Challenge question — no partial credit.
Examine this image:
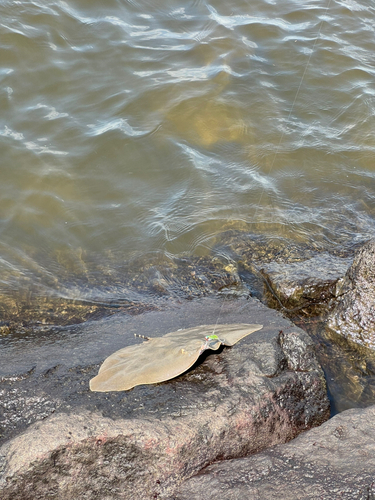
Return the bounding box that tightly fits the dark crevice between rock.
[254,241,375,415]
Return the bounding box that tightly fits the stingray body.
[90,323,263,392]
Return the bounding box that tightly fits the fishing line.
[212,285,233,335]
[213,0,333,331]
[257,0,333,210]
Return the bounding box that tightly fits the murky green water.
[0,0,375,309]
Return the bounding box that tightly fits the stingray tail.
[134,333,151,341]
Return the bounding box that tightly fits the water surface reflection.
[0,0,374,326]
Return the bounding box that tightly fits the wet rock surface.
[212,230,357,317]
[0,297,329,500]
[328,240,375,350]
[0,232,357,336]
[171,404,375,500]
[0,253,243,334]
[259,253,352,316]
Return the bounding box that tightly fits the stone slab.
[172,404,375,500]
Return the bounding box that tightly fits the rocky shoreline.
[1,238,374,499]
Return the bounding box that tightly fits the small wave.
[86,119,155,138]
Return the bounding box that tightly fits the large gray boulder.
[328,240,375,350]
[172,404,375,500]
[0,297,329,500]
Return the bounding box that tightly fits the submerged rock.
[328,240,375,350]
[259,253,352,317]
[0,297,329,500]
[172,404,375,500]
[309,324,375,414]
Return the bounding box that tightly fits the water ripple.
[0,0,374,305]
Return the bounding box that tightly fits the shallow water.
[0,0,375,308]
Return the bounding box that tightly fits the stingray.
[90,323,263,392]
